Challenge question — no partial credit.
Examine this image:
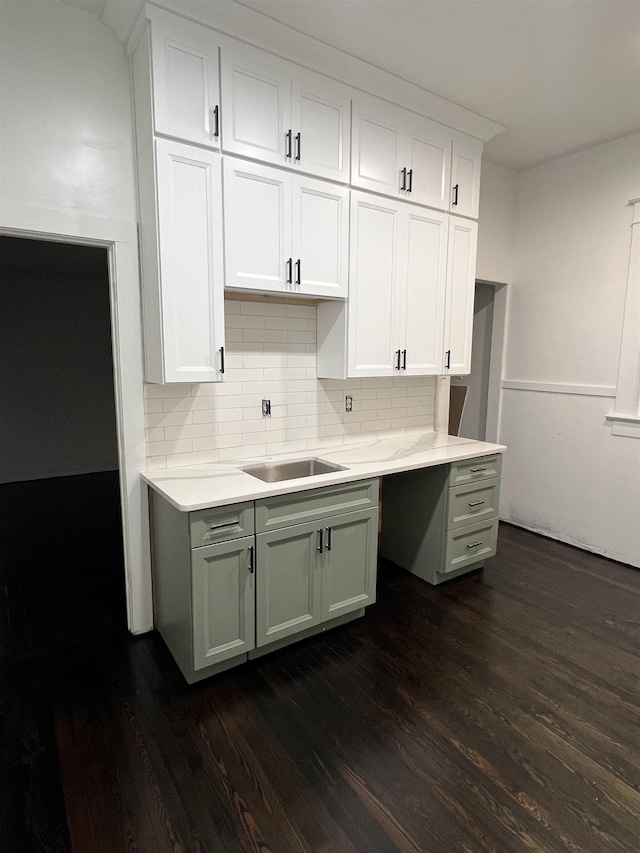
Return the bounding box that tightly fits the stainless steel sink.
[242,457,347,483]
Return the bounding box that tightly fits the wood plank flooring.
[3,523,640,852]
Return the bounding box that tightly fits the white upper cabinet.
[316,192,448,379]
[221,41,351,182]
[132,7,222,153]
[223,158,348,298]
[352,93,481,217]
[139,139,225,383]
[450,133,483,219]
[444,216,478,375]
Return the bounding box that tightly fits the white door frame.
[0,221,153,635]
[476,279,508,444]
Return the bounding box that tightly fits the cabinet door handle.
[400,167,407,191]
[286,129,292,159]
[466,541,483,549]
[286,257,293,285]
[220,346,225,374]
[295,132,301,161]
[248,546,254,573]
[295,259,301,286]
[325,527,332,551]
[452,183,459,206]
[211,105,219,138]
[395,349,401,370]
[470,466,487,473]
[317,529,324,554]
[407,169,413,192]
[445,349,451,369]
[402,349,407,370]
[468,501,485,508]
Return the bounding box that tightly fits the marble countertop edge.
[142,432,507,512]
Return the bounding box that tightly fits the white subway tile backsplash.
[144,300,436,468]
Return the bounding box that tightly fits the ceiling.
[61,0,640,172]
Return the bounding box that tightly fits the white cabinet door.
[145,139,225,383]
[406,114,452,212]
[292,70,351,183]
[220,41,292,166]
[450,133,482,219]
[401,208,449,375]
[444,216,478,375]
[147,9,221,149]
[223,159,291,293]
[347,193,401,377]
[292,176,349,299]
[351,95,406,197]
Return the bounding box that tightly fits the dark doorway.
[0,236,127,660]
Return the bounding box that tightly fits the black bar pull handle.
[248,546,254,573]
[326,527,332,551]
[452,183,459,206]
[286,257,293,285]
[395,349,401,370]
[295,132,301,161]
[407,169,413,192]
[220,346,225,374]
[400,167,407,191]
[286,129,292,158]
[317,529,324,554]
[213,104,219,137]
[295,259,301,286]
[445,349,451,370]
[402,349,407,370]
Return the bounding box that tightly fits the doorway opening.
[450,279,507,441]
[0,236,127,660]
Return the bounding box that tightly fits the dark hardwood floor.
[2,521,640,852]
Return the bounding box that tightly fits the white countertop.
[142,432,506,512]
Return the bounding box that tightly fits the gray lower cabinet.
[256,506,378,648]
[151,479,379,683]
[191,536,255,670]
[380,454,502,585]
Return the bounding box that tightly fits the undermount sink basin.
[242,457,347,483]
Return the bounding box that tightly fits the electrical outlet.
[345,395,353,413]
[262,399,271,417]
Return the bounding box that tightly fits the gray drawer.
[440,518,498,575]
[190,502,254,548]
[256,479,379,533]
[448,454,502,487]
[447,477,500,530]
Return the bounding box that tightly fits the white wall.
[0,0,151,632]
[499,133,640,567]
[476,160,516,284]
[0,0,137,228]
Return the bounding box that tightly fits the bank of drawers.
[440,454,502,575]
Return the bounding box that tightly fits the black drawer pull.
[209,520,239,531]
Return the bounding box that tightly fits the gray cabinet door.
[322,508,379,620]
[256,521,323,647]
[191,536,255,670]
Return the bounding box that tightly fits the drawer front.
[441,518,498,575]
[256,479,379,533]
[190,502,254,547]
[447,477,500,530]
[448,454,502,487]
